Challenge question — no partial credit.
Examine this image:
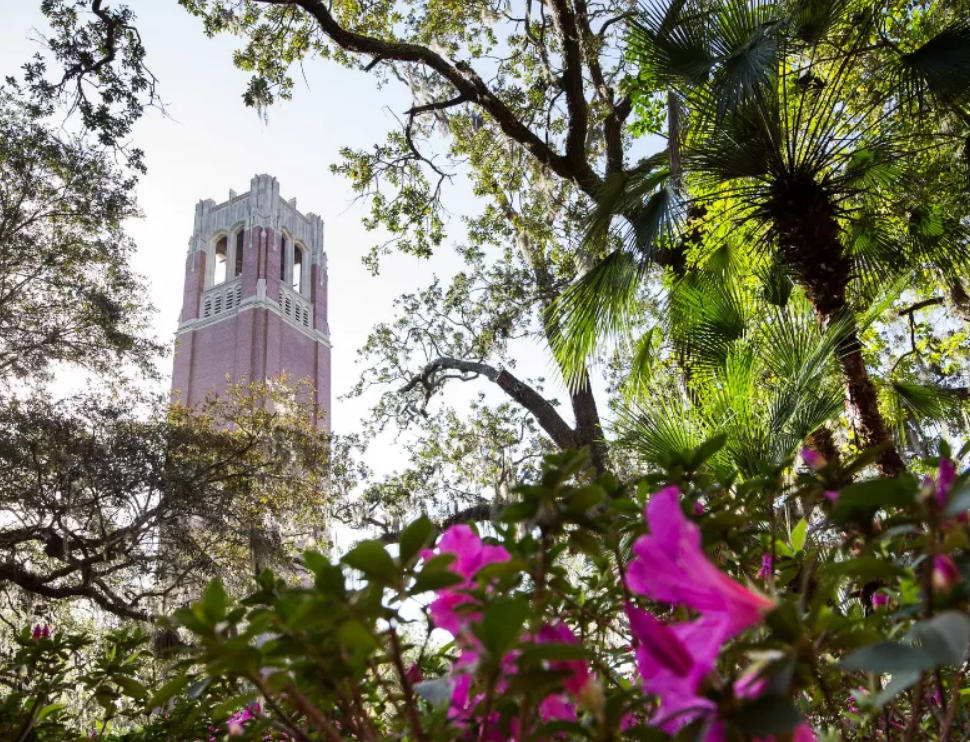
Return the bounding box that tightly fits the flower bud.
[932,554,960,593]
[405,663,423,685]
[872,593,889,609]
[824,490,840,502]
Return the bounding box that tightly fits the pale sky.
[0,3,496,423]
[0,0,572,538]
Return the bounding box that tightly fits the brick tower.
[171,174,331,429]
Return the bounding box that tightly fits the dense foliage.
[5,442,970,740]
[4,1,970,741]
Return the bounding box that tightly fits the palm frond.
[891,380,963,422]
[628,0,717,87]
[614,381,708,469]
[890,20,970,114]
[548,249,644,390]
[550,169,682,387]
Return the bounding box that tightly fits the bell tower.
[171,174,331,429]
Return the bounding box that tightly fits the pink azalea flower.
[758,554,773,580]
[627,486,773,638]
[538,694,577,722]
[424,525,510,636]
[932,554,960,593]
[535,622,592,696]
[447,649,509,741]
[936,458,956,508]
[227,719,245,736]
[872,593,889,609]
[626,604,725,723]
[426,525,511,582]
[405,662,423,685]
[800,448,825,470]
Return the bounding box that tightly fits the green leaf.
[410,569,464,595]
[146,675,191,711]
[201,579,229,623]
[477,598,529,656]
[691,434,727,467]
[840,642,935,674]
[501,501,539,523]
[564,484,606,512]
[836,478,917,512]
[342,540,397,583]
[34,702,66,724]
[874,670,921,708]
[113,675,148,699]
[907,611,970,667]
[790,518,807,553]
[399,516,434,565]
[765,601,801,642]
[734,695,804,737]
[335,620,378,654]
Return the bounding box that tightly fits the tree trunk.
[835,336,905,476]
[948,277,970,325]
[770,174,904,477]
[804,426,840,468]
[570,371,611,474]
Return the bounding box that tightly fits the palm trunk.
[835,334,905,476]
[771,174,904,477]
[947,277,970,325]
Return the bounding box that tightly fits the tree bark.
[771,175,904,477]
[804,426,841,468]
[401,358,578,454]
[948,277,970,325]
[569,372,611,474]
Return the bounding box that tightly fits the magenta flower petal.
[801,448,825,470]
[437,525,510,580]
[626,605,725,705]
[758,554,773,580]
[932,554,960,593]
[424,526,511,636]
[627,487,773,637]
[538,694,576,722]
[428,590,476,636]
[937,458,956,507]
[536,622,592,696]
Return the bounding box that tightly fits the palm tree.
[614,247,851,478]
[553,0,970,475]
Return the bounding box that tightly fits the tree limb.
[400,357,577,451]
[258,0,597,188]
[0,560,151,622]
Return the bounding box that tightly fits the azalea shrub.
[5,438,970,741]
